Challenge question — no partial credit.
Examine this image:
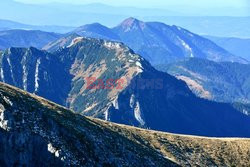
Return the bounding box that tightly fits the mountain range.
[44,17,248,65]
[112,18,247,64]
[31,18,250,111]
[1,37,250,137]
[72,23,120,41]
[0,18,247,66]
[0,1,249,37]
[1,1,250,166]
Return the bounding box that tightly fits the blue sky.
[14,0,248,9]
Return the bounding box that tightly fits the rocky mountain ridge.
[0,82,177,166]
[1,81,250,166]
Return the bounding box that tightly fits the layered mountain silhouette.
[44,17,248,65]
[157,58,250,104]
[0,1,249,37]
[1,37,250,137]
[205,35,250,61]
[1,18,247,65]
[72,23,120,41]
[0,29,61,50]
[0,19,75,33]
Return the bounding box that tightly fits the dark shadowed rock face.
[0,129,64,166]
[107,66,250,137]
[0,47,71,105]
[0,82,178,167]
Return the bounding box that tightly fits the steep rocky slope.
[0,47,70,105]
[1,38,250,137]
[0,82,177,166]
[53,38,250,137]
[0,82,250,166]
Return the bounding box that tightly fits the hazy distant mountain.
[112,18,248,64]
[157,58,250,105]
[48,2,182,17]
[0,1,181,27]
[205,35,250,61]
[0,19,28,31]
[0,1,129,27]
[0,19,75,33]
[143,16,250,38]
[73,23,120,40]
[0,1,249,37]
[1,37,250,137]
[0,29,62,49]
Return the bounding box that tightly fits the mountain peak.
[122,17,140,23]
[119,17,146,31]
[73,23,120,41]
[77,22,105,30]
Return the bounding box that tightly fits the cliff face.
[0,126,65,166]
[0,47,71,105]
